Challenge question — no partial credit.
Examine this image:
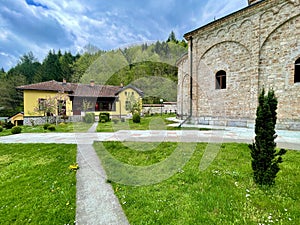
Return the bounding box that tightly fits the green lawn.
[0,144,77,224]
[94,142,300,225]
[0,128,12,136]
[0,122,92,136]
[96,114,205,132]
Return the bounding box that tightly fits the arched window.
[295,58,300,83]
[216,70,226,89]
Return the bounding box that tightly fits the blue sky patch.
[25,0,48,9]
[0,0,247,70]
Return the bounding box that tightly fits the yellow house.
[17,80,143,125]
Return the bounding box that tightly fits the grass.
[0,143,77,224]
[94,142,300,225]
[0,128,12,136]
[96,114,207,132]
[0,122,92,136]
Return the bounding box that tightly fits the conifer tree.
[249,89,286,185]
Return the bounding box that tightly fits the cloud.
[0,0,247,70]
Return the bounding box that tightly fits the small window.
[216,70,226,89]
[294,58,300,83]
[38,98,46,111]
[57,100,66,115]
[125,100,131,111]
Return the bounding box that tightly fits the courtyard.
[0,119,299,224]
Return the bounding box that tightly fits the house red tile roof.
[16,80,143,98]
[16,80,75,92]
[70,84,121,97]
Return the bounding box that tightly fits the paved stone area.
[1,127,300,150]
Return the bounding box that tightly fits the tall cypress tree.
[249,88,286,185]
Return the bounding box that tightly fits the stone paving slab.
[0,128,300,150]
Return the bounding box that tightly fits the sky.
[0,0,248,71]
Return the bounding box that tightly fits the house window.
[57,100,66,115]
[294,58,300,83]
[216,70,226,89]
[38,98,46,111]
[125,100,131,111]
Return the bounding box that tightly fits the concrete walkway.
[76,122,129,225]
[76,143,129,225]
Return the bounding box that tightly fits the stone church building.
[177,0,300,130]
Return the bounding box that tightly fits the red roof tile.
[71,84,121,97]
[16,80,123,97]
[16,80,75,92]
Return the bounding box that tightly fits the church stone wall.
[176,53,190,119]
[177,0,300,129]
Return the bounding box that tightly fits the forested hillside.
[108,61,178,102]
[0,32,187,116]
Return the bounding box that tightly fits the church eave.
[184,0,266,40]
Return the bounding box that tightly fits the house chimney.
[248,0,262,5]
[120,83,123,87]
[62,78,67,85]
[90,80,95,87]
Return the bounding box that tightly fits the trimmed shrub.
[83,113,95,123]
[11,126,22,134]
[132,113,141,123]
[99,113,110,122]
[47,125,56,131]
[4,121,14,129]
[0,126,3,132]
[43,123,51,130]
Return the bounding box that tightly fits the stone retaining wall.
[24,115,82,126]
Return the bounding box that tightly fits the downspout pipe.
[179,36,193,127]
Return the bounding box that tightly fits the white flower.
[284,208,288,212]
[246,194,251,198]
[246,189,250,193]
[288,218,292,221]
